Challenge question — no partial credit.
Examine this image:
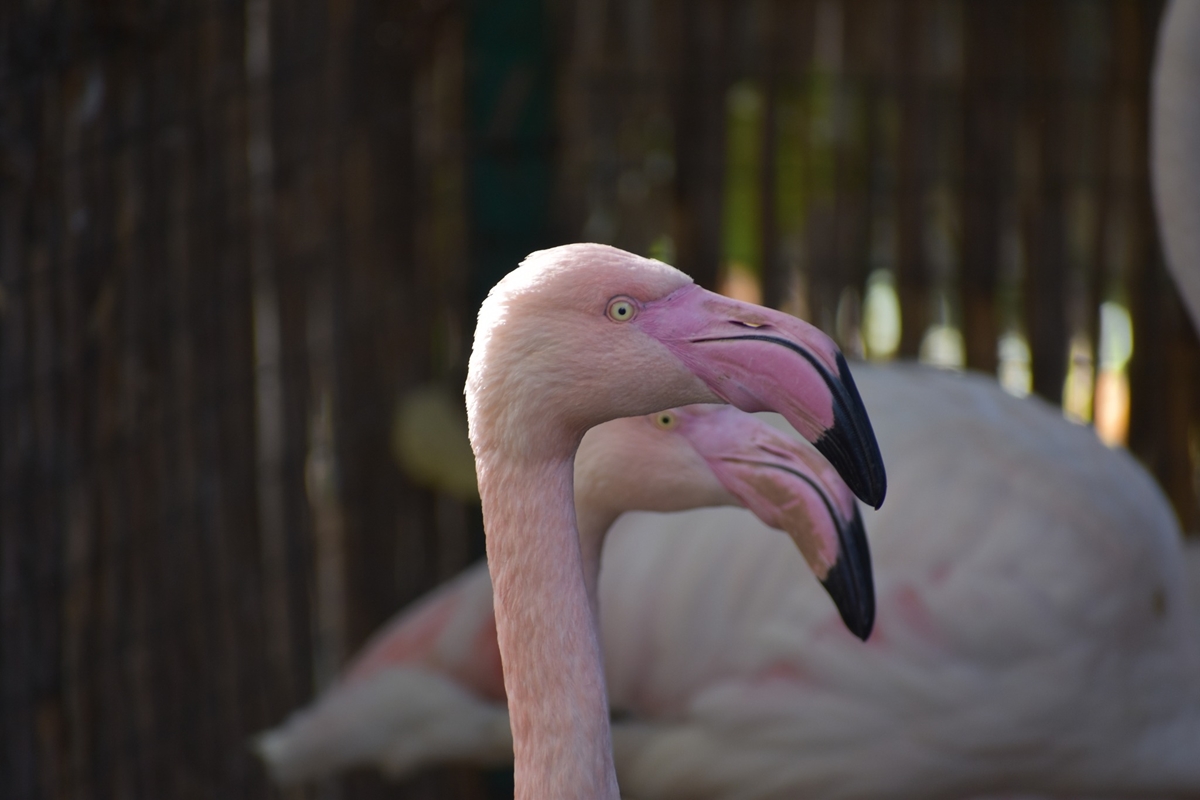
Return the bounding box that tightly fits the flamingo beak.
[635,284,887,509]
[677,406,875,640]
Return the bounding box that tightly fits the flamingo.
[255,403,868,783]
[455,243,885,799]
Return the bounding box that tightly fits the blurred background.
[2,0,1198,798]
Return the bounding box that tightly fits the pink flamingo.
[459,243,883,799]
[256,403,867,783]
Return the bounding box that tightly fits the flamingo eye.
[606,298,636,322]
[653,411,678,430]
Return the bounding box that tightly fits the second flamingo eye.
[653,411,677,430]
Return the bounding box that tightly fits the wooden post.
[671,0,728,290]
[1021,0,1068,404]
[960,0,1016,375]
[895,0,933,358]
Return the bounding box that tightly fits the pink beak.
[635,284,887,509]
[674,405,874,640]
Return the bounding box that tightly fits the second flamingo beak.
[634,283,886,509]
[675,406,875,640]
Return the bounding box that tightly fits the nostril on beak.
[757,444,794,461]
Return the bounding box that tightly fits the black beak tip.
[815,354,887,509]
[819,506,876,641]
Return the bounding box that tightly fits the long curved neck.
[478,452,619,800]
[575,505,621,622]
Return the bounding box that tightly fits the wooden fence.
[1,1,1196,799]
[553,0,1200,535]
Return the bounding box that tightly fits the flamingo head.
[467,243,886,508]
[578,405,874,639]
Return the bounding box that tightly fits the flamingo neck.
[575,506,621,622]
[479,452,619,800]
